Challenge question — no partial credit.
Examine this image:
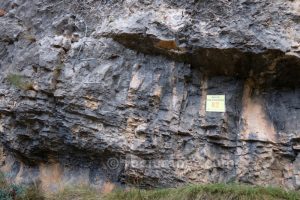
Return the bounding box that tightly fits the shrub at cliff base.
[0,173,44,200]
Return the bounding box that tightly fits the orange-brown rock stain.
[154,40,186,53]
[0,9,6,17]
[155,40,178,50]
[101,181,116,194]
[240,79,277,142]
[39,162,64,192]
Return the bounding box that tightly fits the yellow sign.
[206,95,226,112]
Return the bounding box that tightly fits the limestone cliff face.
[0,0,300,191]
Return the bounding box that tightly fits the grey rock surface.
[0,0,299,191]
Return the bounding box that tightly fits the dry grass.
[46,185,101,200]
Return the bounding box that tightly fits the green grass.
[46,185,101,200]
[0,170,299,200]
[104,184,300,200]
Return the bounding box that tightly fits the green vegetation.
[46,185,101,200]
[7,73,34,90]
[0,171,299,200]
[23,34,37,43]
[46,183,300,200]
[0,173,43,200]
[105,184,300,200]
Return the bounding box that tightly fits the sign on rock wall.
[206,95,226,112]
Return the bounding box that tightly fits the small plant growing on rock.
[54,63,64,75]
[23,33,37,43]
[51,63,64,90]
[7,73,34,90]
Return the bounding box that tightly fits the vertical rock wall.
[0,0,299,191]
